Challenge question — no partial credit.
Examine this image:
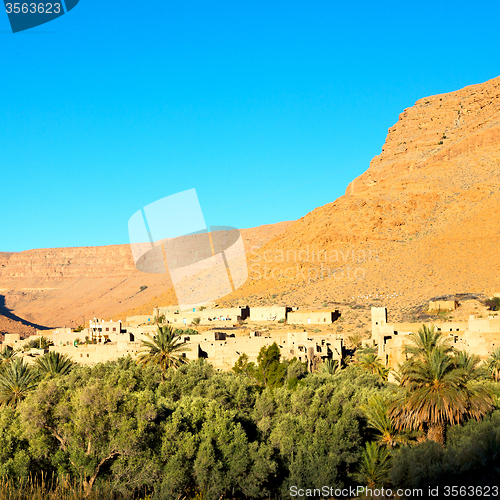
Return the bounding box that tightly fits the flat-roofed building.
[287,310,341,325]
[428,300,458,312]
[249,306,290,322]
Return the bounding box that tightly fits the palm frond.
[0,358,39,407]
[137,325,189,379]
[35,351,75,377]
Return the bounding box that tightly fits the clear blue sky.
[1,0,499,252]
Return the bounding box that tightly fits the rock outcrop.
[2,76,500,332]
[220,76,500,310]
[0,222,292,330]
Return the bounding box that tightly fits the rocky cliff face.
[348,77,500,196]
[0,246,138,280]
[220,76,500,312]
[0,222,292,330]
[2,77,500,333]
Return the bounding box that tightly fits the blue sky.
[1,0,499,252]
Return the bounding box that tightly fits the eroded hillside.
[0,222,293,331]
[2,76,500,334]
[219,76,500,313]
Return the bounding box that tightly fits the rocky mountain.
[0,222,293,331]
[2,76,500,334]
[219,75,500,312]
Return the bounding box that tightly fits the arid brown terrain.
[0,222,293,334]
[223,76,500,306]
[2,76,500,336]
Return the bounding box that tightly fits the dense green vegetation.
[0,325,499,499]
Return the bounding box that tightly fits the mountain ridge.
[2,76,500,334]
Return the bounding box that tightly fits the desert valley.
[2,76,500,499]
[2,75,500,343]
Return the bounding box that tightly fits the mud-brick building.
[428,300,459,312]
[249,306,291,322]
[287,310,341,325]
[370,307,500,368]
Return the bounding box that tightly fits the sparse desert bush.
[23,336,53,350]
[348,333,362,348]
[485,297,500,311]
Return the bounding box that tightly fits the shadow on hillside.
[0,295,52,331]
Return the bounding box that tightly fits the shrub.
[174,328,199,336]
[24,337,53,350]
[485,297,500,311]
[390,411,500,488]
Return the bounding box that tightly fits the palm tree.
[397,325,453,386]
[352,442,391,490]
[35,351,75,377]
[486,347,500,382]
[362,395,408,449]
[453,350,487,380]
[404,324,453,359]
[137,325,189,380]
[0,358,39,407]
[358,352,389,380]
[390,348,494,444]
[318,358,342,375]
[0,346,16,364]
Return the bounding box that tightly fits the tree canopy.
[0,334,497,498]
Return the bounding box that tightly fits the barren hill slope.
[0,222,293,331]
[220,76,500,311]
[2,76,500,334]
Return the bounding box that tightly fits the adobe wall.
[382,333,413,367]
[287,311,339,325]
[428,300,458,312]
[372,309,500,368]
[190,332,343,370]
[1,322,344,372]
[125,315,155,325]
[51,328,86,346]
[3,333,21,346]
[469,317,500,333]
[250,306,288,321]
[47,342,143,365]
[163,308,244,326]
